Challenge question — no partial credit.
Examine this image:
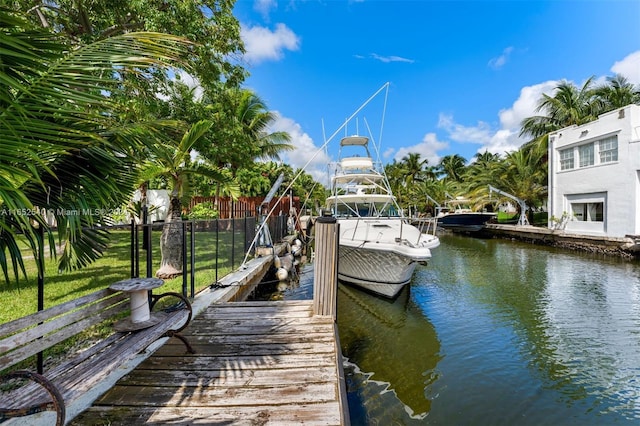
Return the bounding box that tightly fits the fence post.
[145,223,152,278]
[190,221,195,298]
[130,220,135,278]
[313,216,339,319]
[215,218,219,284]
[182,221,187,297]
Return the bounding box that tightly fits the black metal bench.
[0,286,194,426]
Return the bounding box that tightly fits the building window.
[559,148,574,170]
[599,135,618,163]
[571,202,603,222]
[578,143,594,167]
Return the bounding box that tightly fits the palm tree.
[463,151,503,207]
[399,153,428,186]
[594,74,640,111]
[228,88,294,164]
[492,148,547,223]
[0,11,190,281]
[141,120,239,279]
[438,154,467,182]
[520,77,599,141]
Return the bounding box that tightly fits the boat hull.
[332,217,436,298]
[338,244,420,298]
[437,212,496,233]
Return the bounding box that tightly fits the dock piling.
[313,216,339,319]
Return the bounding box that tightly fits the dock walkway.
[71,300,348,425]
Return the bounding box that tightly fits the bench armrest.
[150,292,193,333]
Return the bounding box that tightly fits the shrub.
[188,202,219,220]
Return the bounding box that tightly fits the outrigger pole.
[240,82,392,267]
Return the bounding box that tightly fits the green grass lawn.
[496,211,548,226]
[0,226,247,325]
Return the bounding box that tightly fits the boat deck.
[71,300,348,425]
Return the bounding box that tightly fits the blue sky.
[231,0,640,183]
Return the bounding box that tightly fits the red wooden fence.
[189,196,300,219]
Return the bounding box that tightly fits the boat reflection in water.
[337,283,442,420]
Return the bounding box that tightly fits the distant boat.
[326,135,440,298]
[436,197,496,233]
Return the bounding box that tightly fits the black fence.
[128,215,289,298]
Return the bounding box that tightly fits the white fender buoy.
[291,239,303,257]
[276,267,288,281]
[280,253,294,271]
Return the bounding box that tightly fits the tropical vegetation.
[0,2,295,283]
[1,1,639,287]
[386,75,640,222]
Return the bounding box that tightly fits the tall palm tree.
[520,77,599,140]
[141,120,239,279]
[438,154,467,182]
[229,88,294,164]
[399,153,428,186]
[492,148,547,223]
[200,88,293,211]
[463,151,503,206]
[594,74,640,111]
[0,11,190,281]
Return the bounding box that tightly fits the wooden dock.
[70,300,349,425]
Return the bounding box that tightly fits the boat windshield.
[334,201,399,218]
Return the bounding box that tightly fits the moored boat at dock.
[327,134,439,298]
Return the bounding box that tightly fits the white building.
[548,104,640,238]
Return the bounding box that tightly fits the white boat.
[326,135,440,298]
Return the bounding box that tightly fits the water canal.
[266,233,640,425]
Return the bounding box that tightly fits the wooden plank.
[117,366,338,387]
[0,301,129,370]
[73,403,343,425]
[154,340,336,357]
[69,299,346,425]
[136,354,338,372]
[0,310,191,410]
[223,300,314,307]
[0,292,126,351]
[201,306,315,319]
[0,289,120,337]
[182,320,337,335]
[97,382,338,406]
[172,333,335,346]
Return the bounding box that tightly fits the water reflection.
[539,255,640,417]
[268,234,640,424]
[411,234,640,425]
[337,284,442,420]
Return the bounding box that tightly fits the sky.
[231,0,640,184]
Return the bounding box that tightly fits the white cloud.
[369,53,415,64]
[157,69,204,101]
[253,0,277,20]
[174,70,203,100]
[241,23,300,65]
[382,147,395,160]
[488,46,514,70]
[438,113,493,145]
[270,113,331,185]
[497,80,556,130]
[437,80,559,158]
[611,50,640,85]
[394,133,448,166]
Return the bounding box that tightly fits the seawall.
[483,224,640,259]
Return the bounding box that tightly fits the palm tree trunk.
[156,196,183,279]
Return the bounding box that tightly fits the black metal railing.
[129,215,289,298]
